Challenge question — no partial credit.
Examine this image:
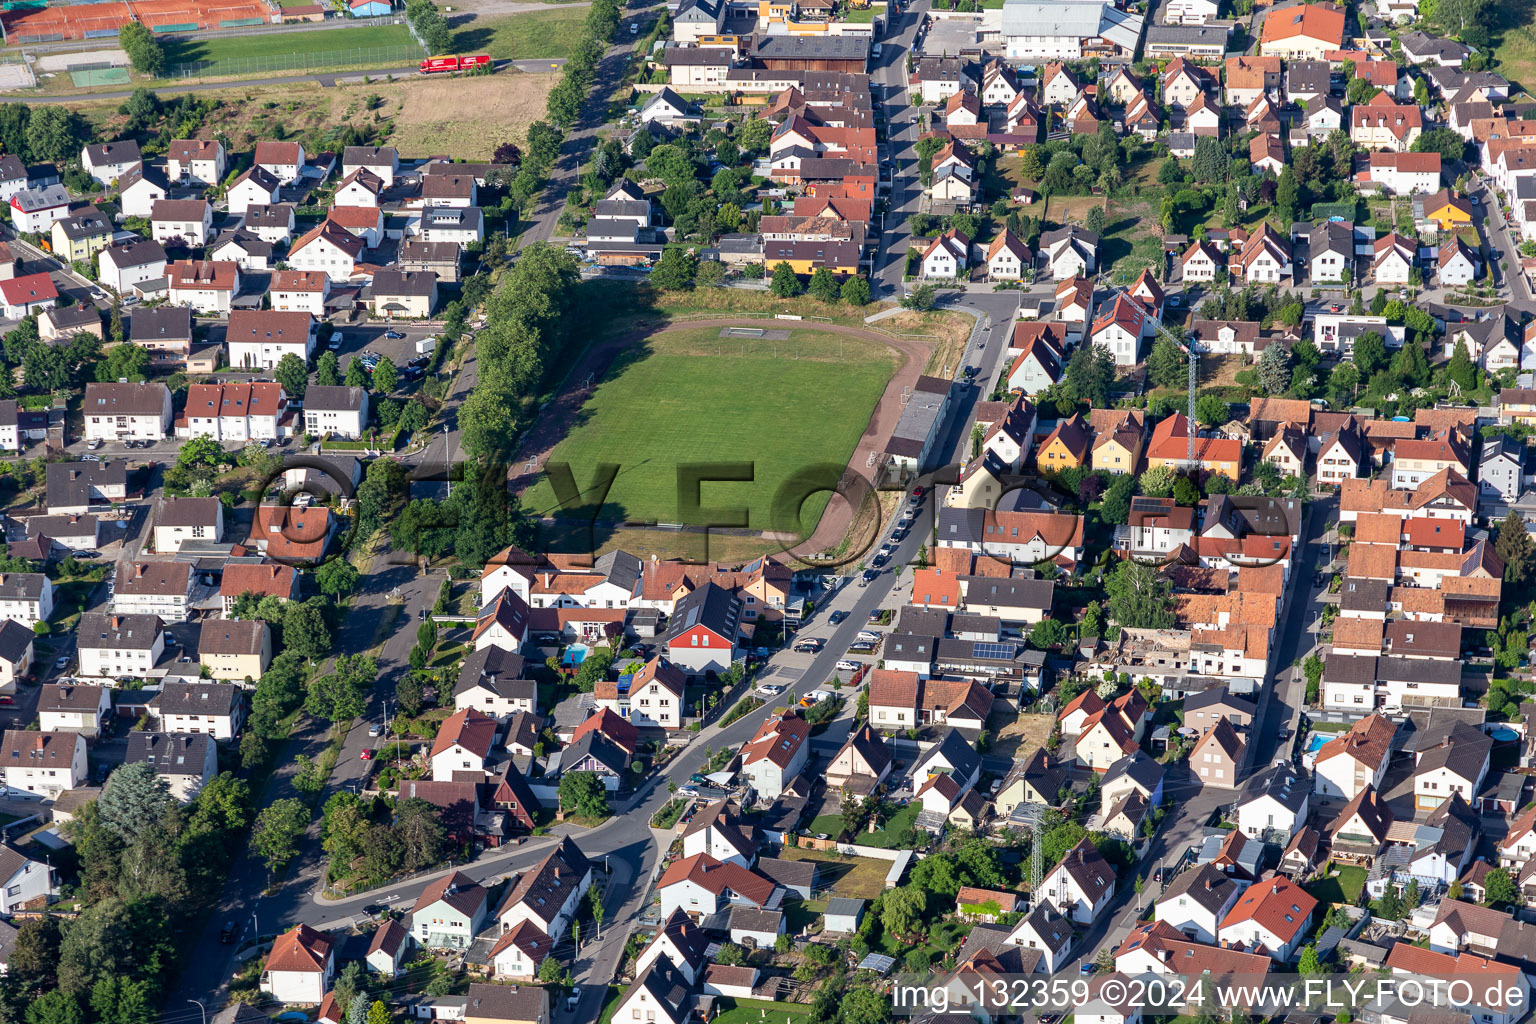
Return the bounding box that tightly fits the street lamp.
[187,1001,206,1024]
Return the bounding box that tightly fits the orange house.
[1036,413,1092,471]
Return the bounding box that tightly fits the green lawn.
[1305,866,1366,905]
[807,814,846,838]
[161,24,418,74]
[858,801,919,848]
[452,8,591,59]
[783,898,825,933]
[1495,0,1536,94]
[776,847,889,898]
[712,1000,811,1024]
[519,328,896,533]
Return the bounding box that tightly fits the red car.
[360,749,374,761]
[0,696,14,705]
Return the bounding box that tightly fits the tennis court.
[69,65,129,86]
[2,0,272,43]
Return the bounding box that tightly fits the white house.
[493,838,592,943]
[428,708,498,783]
[82,382,172,442]
[150,199,213,247]
[75,612,164,682]
[342,145,399,187]
[0,844,54,914]
[1217,876,1318,961]
[9,186,69,235]
[98,238,167,295]
[1154,863,1245,944]
[167,260,240,314]
[302,385,370,439]
[288,221,364,282]
[254,140,305,185]
[0,273,57,321]
[739,710,810,800]
[227,166,282,215]
[0,574,51,627]
[410,871,488,950]
[987,230,1030,281]
[226,310,314,372]
[269,270,330,316]
[0,730,86,798]
[150,683,243,741]
[1313,713,1394,801]
[921,229,970,279]
[153,496,224,553]
[81,140,142,186]
[167,139,226,184]
[37,682,113,736]
[1235,763,1310,839]
[1041,838,1114,924]
[260,924,334,1006]
[123,731,217,802]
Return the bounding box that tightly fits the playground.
[1,0,272,44]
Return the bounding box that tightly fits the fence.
[165,40,423,77]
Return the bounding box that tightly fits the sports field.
[519,328,896,534]
[161,23,417,70]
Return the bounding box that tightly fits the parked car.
[360,749,374,761]
[755,683,785,696]
[829,610,848,624]
[383,330,405,339]
[220,921,239,944]
[87,439,104,450]
[368,723,382,737]
[835,660,860,672]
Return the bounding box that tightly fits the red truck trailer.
[419,54,492,73]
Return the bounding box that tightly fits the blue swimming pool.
[1305,733,1329,753]
[1491,726,1520,741]
[562,644,590,666]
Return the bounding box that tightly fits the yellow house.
[51,209,112,263]
[758,0,794,18]
[198,618,272,682]
[1501,387,1536,426]
[1421,188,1473,233]
[1089,410,1145,475]
[1036,413,1092,471]
[764,242,860,277]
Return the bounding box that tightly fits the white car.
[756,683,785,696]
[856,630,880,642]
[836,659,860,671]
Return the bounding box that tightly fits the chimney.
[111,616,120,628]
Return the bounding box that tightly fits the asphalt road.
[518,4,654,245]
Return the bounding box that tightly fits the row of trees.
[457,243,581,461]
[9,765,255,1024]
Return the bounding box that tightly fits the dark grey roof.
[897,605,949,636]
[1146,23,1227,44]
[47,459,127,508]
[210,230,273,260]
[151,683,239,717]
[243,204,294,229]
[1339,577,1390,613]
[956,575,1054,610]
[1416,721,1492,783]
[79,612,163,650]
[949,612,999,636]
[125,731,213,775]
[625,959,692,1021]
[399,239,460,264]
[1051,837,1114,903]
[594,549,642,594]
[563,729,629,776]
[884,634,937,662]
[1101,749,1164,794]
[371,269,438,297]
[0,620,31,664]
[665,47,731,66]
[304,385,368,412]
[663,581,741,643]
[1021,901,1073,951]
[0,573,48,602]
[1159,861,1242,915]
[921,728,981,782]
[1183,686,1256,716]
[128,305,191,344]
[1239,762,1309,813]
[85,140,142,166]
[727,904,784,935]
[83,382,169,417]
[1286,60,1332,93]
[751,34,868,60]
[464,983,548,1023]
[38,683,107,712]
[754,856,816,889]
[1376,655,1460,686]
[456,646,533,699]
[26,514,96,540]
[824,897,865,918]
[342,145,398,166]
[157,496,221,528]
[55,209,110,241]
[43,304,102,332]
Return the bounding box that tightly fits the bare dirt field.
[384,72,557,157]
[991,709,1053,765]
[73,73,555,161]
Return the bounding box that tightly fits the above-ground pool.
[1491,726,1520,741]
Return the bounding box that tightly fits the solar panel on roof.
[972,642,1015,660]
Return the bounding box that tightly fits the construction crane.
[1109,284,1198,465]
